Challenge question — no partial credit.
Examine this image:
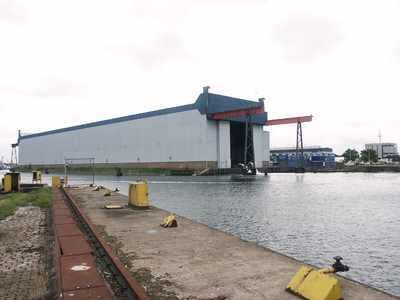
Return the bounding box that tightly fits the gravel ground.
[0,205,57,300]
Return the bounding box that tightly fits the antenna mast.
[378,129,382,144]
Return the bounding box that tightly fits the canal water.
[7,170,400,297]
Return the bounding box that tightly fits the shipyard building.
[365,143,398,159]
[270,146,336,167]
[18,88,270,169]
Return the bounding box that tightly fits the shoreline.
[10,164,400,176]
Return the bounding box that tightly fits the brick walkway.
[0,206,46,300]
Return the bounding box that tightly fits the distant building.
[365,143,398,159]
[270,146,336,167]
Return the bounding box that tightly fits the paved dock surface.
[0,206,49,300]
[68,186,399,300]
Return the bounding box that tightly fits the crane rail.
[52,186,150,300]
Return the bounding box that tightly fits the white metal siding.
[19,109,270,167]
[253,125,270,167]
[217,121,231,168]
[19,109,218,165]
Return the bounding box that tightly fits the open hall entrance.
[230,122,246,167]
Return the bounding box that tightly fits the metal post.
[244,112,255,167]
[204,86,210,168]
[244,115,248,166]
[64,157,95,185]
[65,159,67,178]
[204,86,210,117]
[93,159,95,185]
[295,121,304,170]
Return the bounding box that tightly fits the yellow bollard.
[285,266,343,300]
[285,257,349,300]
[160,215,178,227]
[103,190,112,196]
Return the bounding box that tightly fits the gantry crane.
[204,87,313,173]
[265,115,313,171]
[11,143,18,167]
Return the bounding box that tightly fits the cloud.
[2,78,88,98]
[0,1,28,24]
[119,32,192,69]
[273,14,342,63]
[394,39,400,63]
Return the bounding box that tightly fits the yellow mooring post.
[285,256,350,300]
[160,215,178,227]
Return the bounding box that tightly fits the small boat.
[0,159,10,170]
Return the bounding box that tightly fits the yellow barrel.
[128,179,149,209]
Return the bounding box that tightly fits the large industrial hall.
[17,88,270,170]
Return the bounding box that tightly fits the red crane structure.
[11,143,18,167]
[265,115,313,170]
[207,98,265,173]
[206,90,313,173]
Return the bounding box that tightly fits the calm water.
[6,170,400,297]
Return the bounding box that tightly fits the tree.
[388,153,400,163]
[342,149,359,163]
[360,149,379,163]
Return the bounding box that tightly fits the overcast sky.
[1,0,400,163]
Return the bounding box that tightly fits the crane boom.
[264,115,312,126]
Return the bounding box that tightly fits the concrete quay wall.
[66,186,399,300]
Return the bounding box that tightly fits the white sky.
[1,0,400,163]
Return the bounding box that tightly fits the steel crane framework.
[11,143,18,167]
[265,116,313,171]
[209,102,313,171]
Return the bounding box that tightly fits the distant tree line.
[387,154,400,163]
[342,148,400,164]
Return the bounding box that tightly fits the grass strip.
[0,188,52,221]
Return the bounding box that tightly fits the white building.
[365,143,398,159]
[18,89,270,169]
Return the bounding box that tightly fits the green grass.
[14,166,173,175]
[0,188,52,221]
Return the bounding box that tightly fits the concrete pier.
[67,186,399,300]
